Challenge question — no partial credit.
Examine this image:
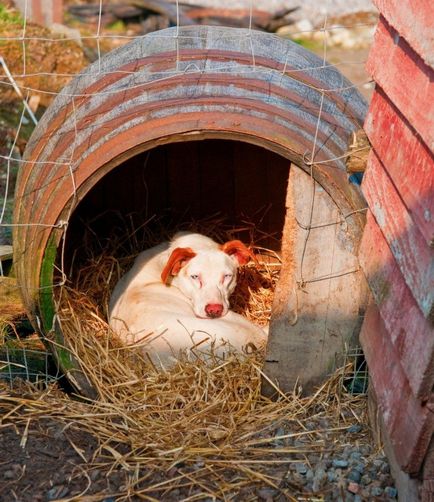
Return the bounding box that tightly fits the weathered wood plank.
[359,211,434,398]
[0,245,13,262]
[364,87,434,247]
[373,0,434,69]
[263,165,368,396]
[368,386,422,501]
[198,140,235,220]
[422,435,434,501]
[233,142,288,250]
[360,302,434,473]
[366,16,434,150]
[0,245,13,276]
[166,142,202,219]
[362,151,434,321]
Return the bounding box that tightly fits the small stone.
[347,482,360,494]
[297,19,314,32]
[272,427,285,446]
[312,467,326,492]
[306,469,314,481]
[295,463,308,475]
[3,470,15,480]
[51,23,82,46]
[361,474,372,486]
[258,487,277,501]
[47,486,69,500]
[353,462,365,474]
[332,488,341,500]
[90,469,101,481]
[348,424,362,434]
[194,457,205,469]
[360,488,371,499]
[292,472,308,486]
[347,470,362,483]
[327,470,337,482]
[368,466,378,477]
[349,451,362,462]
[381,463,391,474]
[276,19,314,37]
[384,486,398,498]
[371,486,383,496]
[58,487,69,499]
[333,459,349,468]
[168,467,178,477]
[274,427,285,437]
[323,458,332,468]
[380,473,391,484]
[309,454,320,464]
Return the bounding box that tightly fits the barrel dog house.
[13,26,368,396]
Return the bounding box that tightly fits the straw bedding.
[0,217,373,500]
[0,347,368,501]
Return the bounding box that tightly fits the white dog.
[109,233,267,366]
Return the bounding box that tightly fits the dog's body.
[109,233,267,366]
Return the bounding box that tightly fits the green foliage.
[292,37,323,52]
[0,4,24,26]
[107,19,126,32]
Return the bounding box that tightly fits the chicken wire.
[0,0,374,390]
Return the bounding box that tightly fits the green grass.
[0,4,23,26]
[107,19,126,32]
[291,37,323,53]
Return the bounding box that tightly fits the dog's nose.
[205,303,224,318]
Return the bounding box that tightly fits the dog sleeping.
[109,232,267,366]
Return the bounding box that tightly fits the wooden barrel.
[13,26,368,395]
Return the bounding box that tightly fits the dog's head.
[161,240,257,319]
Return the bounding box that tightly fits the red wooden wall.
[358,0,434,497]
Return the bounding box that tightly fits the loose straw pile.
[1,308,368,501]
[0,216,370,500]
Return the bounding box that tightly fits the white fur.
[109,233,267,366]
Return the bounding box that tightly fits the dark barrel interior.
[61,139,291,275]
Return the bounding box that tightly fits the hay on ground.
[0,215,371,500]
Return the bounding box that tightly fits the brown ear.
[161,247,196,284]
[220,240,258,266]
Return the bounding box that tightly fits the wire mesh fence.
[0,344,61,388]
[0,0,375,391]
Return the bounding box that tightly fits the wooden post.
[14,0,63,26]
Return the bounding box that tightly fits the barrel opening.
[60,138,291,316]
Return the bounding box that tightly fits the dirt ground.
[0,377,396,502]
[0,417,103,502]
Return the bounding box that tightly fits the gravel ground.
[0,406,397,501]
[178,0,377,24]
